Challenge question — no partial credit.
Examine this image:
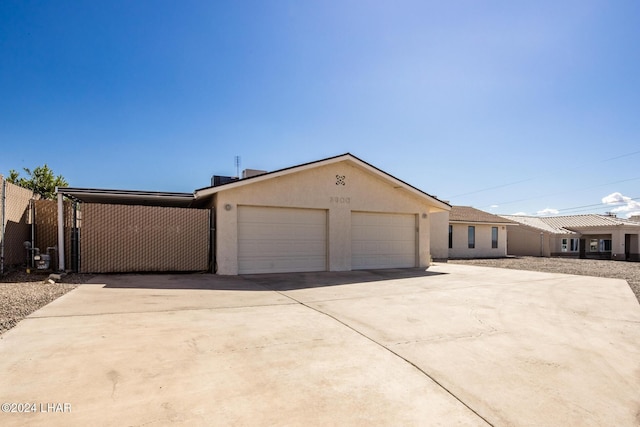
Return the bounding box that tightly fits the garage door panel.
[238,206,327,274]
[351,212,416,269]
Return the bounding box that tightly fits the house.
[56,153,451,275]
[445,206,515,259]
[501,214,640,261]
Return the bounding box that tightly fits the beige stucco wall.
[507,224,551,257]
[429,211,449,260]
[576,227,638,260]
[210,161,445,275]
[506,224,583,258]
[448,223,508,258]
[505,222,640,260]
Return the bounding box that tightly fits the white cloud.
[602,192,627,204]
[602,192,640,218]
[511,212,528,216]
[536,208,559,216]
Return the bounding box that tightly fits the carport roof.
[194,153,451,210]
[56,187,195,207]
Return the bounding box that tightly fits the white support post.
[57,191,65,272]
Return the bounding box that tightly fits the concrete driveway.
[0,264,639,426]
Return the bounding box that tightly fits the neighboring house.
[429,210,450,261]
[57,153,451,275]
[447,206,515,259]
[501,214,640,261]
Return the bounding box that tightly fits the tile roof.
[500,214,640,234]
[449,206,516,224]
[500,215,576,234]
[544,214,640,228]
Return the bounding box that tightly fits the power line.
[499,196,640,216]
[602,149,640,162]
[556,196,640,214]
[450,178,535,198]
[478,176,640,209]
[451,148,640,200]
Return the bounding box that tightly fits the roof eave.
[56,187,195,207]
[450,220,516,226]
[194,153,451,210]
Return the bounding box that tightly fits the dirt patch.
[449,257,640,304]
[0,270,93,335]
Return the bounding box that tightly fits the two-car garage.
[203,154,448,275]
[237,206,419,274]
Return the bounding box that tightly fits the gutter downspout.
[57,190,65,272]
[1,176,5,275]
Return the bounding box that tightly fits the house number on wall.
[330,196,350,204]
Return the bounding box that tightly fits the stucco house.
[501,214,640,261]
[448,206,515,259]
[57,153,451,275]
[430,206,516,260]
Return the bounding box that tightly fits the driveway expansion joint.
[272,289,495,427]
[26,301,298,319]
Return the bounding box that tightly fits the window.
[492,227,498,249]
[590,239,598,252]
[448,225,453,249]
[601,239,612,252]
[468,226,475,249]
[570,239,579,252]
[561,238,568,252]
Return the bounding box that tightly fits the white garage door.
[351,212,416,269]
[238,206,327,274]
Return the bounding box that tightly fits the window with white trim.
[491,227,498,249]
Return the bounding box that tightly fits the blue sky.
[1,1,639,217]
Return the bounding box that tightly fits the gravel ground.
[0,270,93,336]
[448,257,640,304]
